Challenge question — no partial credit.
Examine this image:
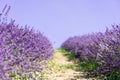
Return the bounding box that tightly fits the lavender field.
[1,1,120,80]
[1,17,120,80]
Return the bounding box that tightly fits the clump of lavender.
[0,5,53,79]
[94,25,120,76]
[62,25,120,77]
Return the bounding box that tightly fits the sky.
[0,0,120,48]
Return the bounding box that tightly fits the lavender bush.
[62,25,120,77]
[0,5,53,80]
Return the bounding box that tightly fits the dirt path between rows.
[43,50,97,80]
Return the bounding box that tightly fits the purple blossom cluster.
[62,25,120,76]
[0,21,53,79]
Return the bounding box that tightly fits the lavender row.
[0,21,53,79]
[62,25,120,76]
